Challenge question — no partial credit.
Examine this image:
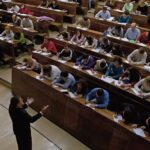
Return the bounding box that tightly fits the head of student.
[96,88,104,98]
[146,31,150,40]
[100,59,107,69]
[83,16,88,21]
[144,76,150,87]
[101,36,109,44]
[146,117,150,132]
[9,96,24,112]
[76,30,82,38]
[21,4,25,9]
[138,47,146,55]
[113,56,123,67]
[86,36,93,45]
[43,36,49,43]
[24,15,30,21]
[64,45,70,52]
[12,13,17,21]
[123,11,129,18]
[52,0,56,5]
[130,23,137,31]
[115,25,122,32]
[60,71,69,80]
[23,57,33,65]
[5,25,11,33]
[128,67,140,83]
[76,79,87,91]
[126,0,131,4]
[62,32,69,40]
[102,6,107,13]
[43,65,52,77]
[112,43,120,51]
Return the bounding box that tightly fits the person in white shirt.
[134,76,150,98]
[21,16,34,29]
[95,6,111,20]
[9,4,20,13]
[144,62,150,72]
[12,14,21,26]
[40,64,61,81]
[127,47,147,65]
[0,25,14,40]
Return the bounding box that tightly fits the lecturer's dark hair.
[9,96,20,111]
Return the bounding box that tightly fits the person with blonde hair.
[23,57,40,73]
[134,76,150,98]
[0,25,14,40]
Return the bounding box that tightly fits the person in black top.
[48,0,59,9]
[111,43,123,57]
[9,96,49,150]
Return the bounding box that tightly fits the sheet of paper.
[133,128,146,137]
[33,50,42,54]
[137,43,146,47]
[60,89,68,93]
[86,70,96,76]
[92,48,100,53]
[73,65,80,69]
[121,38,129,42]
[101,76,115,83]
[107,17,114,21]
[113,114,123,123]
[41,52,51,56]
[131,88,140,95]
[17,66,26,70]
[86,103,95,110]
[114,80,123,87]
[58,60,67,64]
[68,92,76,98]
[36,75,44,81]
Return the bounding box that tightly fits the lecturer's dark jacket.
[9,104,42,150]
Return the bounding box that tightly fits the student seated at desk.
[70,30,85,45]
[136,31,150,46]
[8,4,20,13]
[75,54,95,70]
[136,0,148,16]
[105,56,124,80]
[18,4,33,15]
[134,76,150,98]
[98,36,112,53]
[118,11,131,24]
[21,16,34,29]
[122,0,133,13]
[95,6,111,20]
[127,47,147,65]
[105,0,116,7]
[105,25,124,38]
[12,14,21,26]
[110,43,123,57]
[23,57,40,73]
[119,67,141,89]
[39,0,49,8]
[76,16,91,29]
[14,32,33,52]
[40,64,61,81]
[71,79,88,98]
[94,59,108,74]
[48,0,59,9]
[86,88,109,109]
[52,71,75,89]
[124,23,141,41]
[0,25,14,40]
[58,45,73,61]
[57,31,70,41]
[83,36,97,48]
[115,103,140,124]
[40,36,58,55]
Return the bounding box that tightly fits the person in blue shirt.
[105,56,124,80]
[118,11,131,24]
[86,88,109,109]
[95,6,111,20]
[75,54,95,70]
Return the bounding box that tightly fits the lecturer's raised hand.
[40,105,49,115]
[26,97,34,105]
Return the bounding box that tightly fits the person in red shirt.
[136,31,150,46]
[41,37,58,54]
[19,4,33,15]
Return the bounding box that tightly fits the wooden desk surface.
[67,26,150,60]
[12,67,150,149]
[32,52,150,110]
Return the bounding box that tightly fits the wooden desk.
[48,37,150,77]
[0,22,38,39]
[12,67,150,150]
[95,7,150,28]
[67,26,150,60]
[32,53,150,111]
[89,16,149,34]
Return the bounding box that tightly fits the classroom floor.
[0,81,90,150]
